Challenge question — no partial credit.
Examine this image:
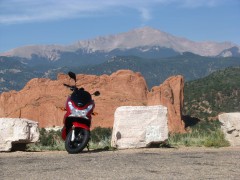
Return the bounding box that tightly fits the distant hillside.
[0,56,64,92]
[72,53,240,88]
[1,53,240,92]
[183,67,240,120]
[0,56,44,92]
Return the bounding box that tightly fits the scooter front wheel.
[65,128,90,154]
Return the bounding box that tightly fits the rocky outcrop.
[111,105,168,149]
[0,70,185,133]
[148,75,185,133]
[218,113,240,146]
[0,118,39,151]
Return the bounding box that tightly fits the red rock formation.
[147,75,186,133]
[0,70,185,133]
[0,70,148,128]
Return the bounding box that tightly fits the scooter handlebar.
[63,83,76,91]
[63,83,71,88]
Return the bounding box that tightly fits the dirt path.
[1,147,240,180]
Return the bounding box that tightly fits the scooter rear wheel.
[65,128,90,154]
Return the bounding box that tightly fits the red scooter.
[61,72,100,154]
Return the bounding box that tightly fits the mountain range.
[0,26,240,92]
[1,27,240,61]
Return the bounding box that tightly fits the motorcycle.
[61,71,100,154]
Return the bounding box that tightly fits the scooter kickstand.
[87,143,90,152]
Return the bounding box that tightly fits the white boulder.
[111,105,168,149]
[0,118,39,151]
[218,113,240,146]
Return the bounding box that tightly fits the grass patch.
[27,121,229,151]
[27,127,113,152]
[168,120,230,148]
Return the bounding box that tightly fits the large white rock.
[111,105,168,149]
[218,113,240,146]
[0,118,39,151]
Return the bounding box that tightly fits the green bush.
[38,128,62,146]
[91,127,112,143]
[203,129,230,147]
[89,127,113,150]
[27,128,65,151]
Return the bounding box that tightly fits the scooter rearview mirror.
[68,71,76,82]
[93,91,100,96]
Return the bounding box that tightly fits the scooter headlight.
[68,101,93,119]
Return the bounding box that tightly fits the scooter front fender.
[72,121,90,131]
[61,126,67,140]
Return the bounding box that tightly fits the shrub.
[203,129,230,147]
[90,127,112,143]
[27,128,65,151]
[89,127,113,150]
[38,128,62,146]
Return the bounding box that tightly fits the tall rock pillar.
[147,75,186,133]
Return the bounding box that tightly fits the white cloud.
[0,0,231,24]
[138,8,152,22]
[179,0,227,8]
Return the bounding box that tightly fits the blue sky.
[0,0,239,53]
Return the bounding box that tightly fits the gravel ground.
[1,147,240,180]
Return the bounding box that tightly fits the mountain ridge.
[2,53,240,93]
[1,27,239,60]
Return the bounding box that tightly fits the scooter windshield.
[70,89,92,107]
